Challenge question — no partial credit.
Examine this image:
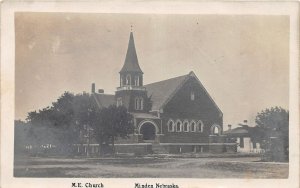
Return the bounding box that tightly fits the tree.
[94,105,134,155]
[255,106,289,161]
[256,107,289,132]
[26,107,64,149]
[14,120,31,155]
[26,92,88,155]
[24,92,134,157]
[26,92,78,151]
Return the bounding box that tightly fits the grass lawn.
[14,155,288,178]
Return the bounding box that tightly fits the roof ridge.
[144,72,191,111]
[92,93,115,108]
[144,73,188,86]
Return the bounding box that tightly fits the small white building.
[224,124,264,153]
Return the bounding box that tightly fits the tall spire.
[120,32,143,74]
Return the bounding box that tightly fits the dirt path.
[14,156,288,178]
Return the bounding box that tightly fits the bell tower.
[119,32,144,87]
[115,32,148,112]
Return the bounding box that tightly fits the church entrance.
[140,122,156,141]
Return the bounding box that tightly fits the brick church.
[90,32,235,154]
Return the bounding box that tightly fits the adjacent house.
[223,122,264,153]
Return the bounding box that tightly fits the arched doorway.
[139,121,157,141]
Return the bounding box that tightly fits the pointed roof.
[120,32,143,74]
[92,71,222,116]
[145,74,187,111]
[145,71,222,114]
[92,93,115,108]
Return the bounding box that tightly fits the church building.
[91,32,236,154]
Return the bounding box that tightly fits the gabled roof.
[120,32,143,74]
[145,74,187,111]
[145,71,222,114]
[223,127,249,135]
[92,71,222,115]
[92,93,115,108]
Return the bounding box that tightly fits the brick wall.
[115,144,152,155]
[208,135,232,153]
[115,135,141,144]
[162,145,209,153]
[160,133,209,143]
[163,76,222,127]
[209,135,226,143]
[161,76,223,144]
[115,90,150,113]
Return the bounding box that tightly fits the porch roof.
[132,113,160,119]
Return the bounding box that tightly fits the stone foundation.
[115,143,152,155]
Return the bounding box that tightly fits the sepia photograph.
[13,12,290,178]
[1,1,299,188]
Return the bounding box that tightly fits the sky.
[15,13,289,129]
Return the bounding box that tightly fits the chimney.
[228,124,232,130]
[91,83,95,93]
[98,89,104,94]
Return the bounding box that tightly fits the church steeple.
[120,32,143,74]
[119,32,144,87]
[116,31,148,113]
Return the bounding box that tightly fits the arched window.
[135,97,144,110]
[191,91,195,101]
[197,120,204,132]
[167,119,175,132]
[140,98,143,110]
[126,74,131,85]
[134,75,140,86]
[210,124,221,135]
[190,121,196,132]
[213,126,219,134]
[183,120,189,132]
[176,120,182,132]
[135,98,139,110]
[117,97,122,107]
